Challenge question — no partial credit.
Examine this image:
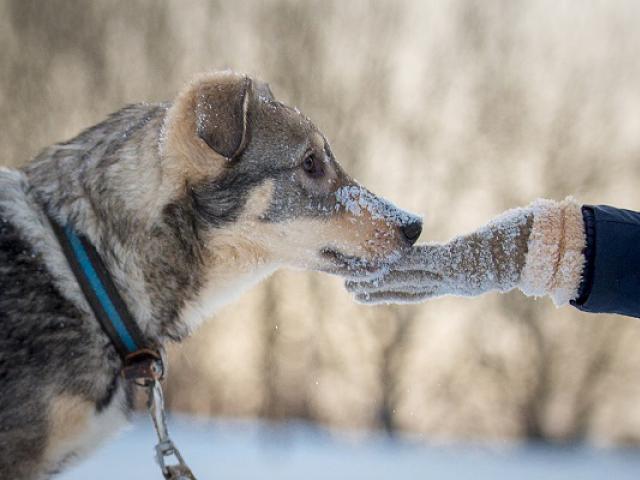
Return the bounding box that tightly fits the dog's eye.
[302,153,324,178]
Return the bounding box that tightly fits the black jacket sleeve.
[571,205,640,318]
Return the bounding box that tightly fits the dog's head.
[162,71,422,281]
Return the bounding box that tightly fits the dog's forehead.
[263,100,318,135]
[247,100,327,165]
[309,131,326,149]
[278,106,330,156]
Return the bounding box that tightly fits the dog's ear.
[196,75,252,161]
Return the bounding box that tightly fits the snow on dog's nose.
[333,184,423,265]
[335,185,422,231]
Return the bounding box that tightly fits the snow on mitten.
[346,198,586,306]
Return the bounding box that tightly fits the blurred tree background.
[2,0,640,445]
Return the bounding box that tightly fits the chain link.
[147,379,198,480]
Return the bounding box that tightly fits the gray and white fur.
[0,71,421,479]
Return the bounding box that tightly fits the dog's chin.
[318,248,397,280]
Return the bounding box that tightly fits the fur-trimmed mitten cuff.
[519,198,586,305]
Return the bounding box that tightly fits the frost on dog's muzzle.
[321,185,424,277]
[335,185,421,225]
[334,185,423,242]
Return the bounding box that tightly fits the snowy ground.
[58,415,640,480]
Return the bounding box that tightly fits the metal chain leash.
[146,379,198,480]
[128,349,197,480]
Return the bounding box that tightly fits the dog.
[0,71,422,479]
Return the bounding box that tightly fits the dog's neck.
[22,103,271,344]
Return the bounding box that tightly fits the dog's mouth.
[320,247,399,279]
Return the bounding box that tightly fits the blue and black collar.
[47,214,164,382]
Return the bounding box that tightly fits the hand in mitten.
[346,198,586,306]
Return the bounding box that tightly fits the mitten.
[346,198,586,306]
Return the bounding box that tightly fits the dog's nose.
[401,220,422,245]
